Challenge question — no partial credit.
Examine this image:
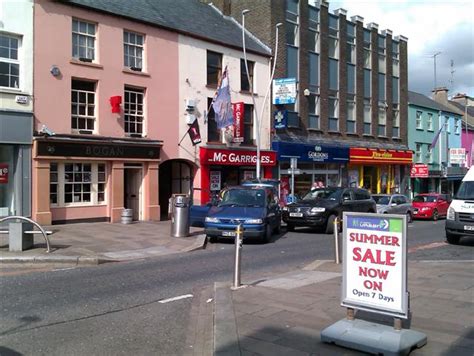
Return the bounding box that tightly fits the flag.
[212,66,234,129]
[187,118,201,145]
[430,125,443,149]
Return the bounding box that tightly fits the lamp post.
[242,9,282,180]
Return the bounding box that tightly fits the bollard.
[233,224,243,289]
[334,217,340,264]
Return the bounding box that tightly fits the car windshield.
[455,181,474,200]
[302,188,342,201]
[413,195,437,203]
[373,196,391,205]
[218,189,266,207]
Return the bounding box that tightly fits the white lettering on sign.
[308,151,329,161]
[209,152,272,164]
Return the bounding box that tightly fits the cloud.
[329,0,474,96]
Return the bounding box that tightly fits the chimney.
[432,87,449,105]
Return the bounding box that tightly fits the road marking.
[408,241,447,253]
[158,294,193,304]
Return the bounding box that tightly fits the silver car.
[372,194,413,223]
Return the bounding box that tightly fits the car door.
[392,196,403,214]
[341,189,355,214]
[438,195,449,216]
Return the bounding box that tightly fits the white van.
[445,167,474,244]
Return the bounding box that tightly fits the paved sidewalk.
[213,260,474,356]
[0,220,206,265]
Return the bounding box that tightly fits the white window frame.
[71,80,96,133]
[378,105,387,136]
[72,19,96,61]
[328,96,339,131]
[393,105,400,138]
[445,116,450,133]
[308,94,320,130]
[346,100,356,133]
[51,162,107,207]
[427,146,433,163]
[416,111,423,129]
[124,30,144,71]
[415,143,422,163]
[364,99,372,135]
[455,119,460,134]
[427,113,433,131]
[124,86,145,136]
[0,33,20,89]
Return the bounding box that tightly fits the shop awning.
[350,148,413,165]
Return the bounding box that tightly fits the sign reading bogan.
[342,212,408,318]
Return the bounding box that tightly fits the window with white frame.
[378,105,386,136]
[364,99,371,135]
[308,52,319,92]
[445,116,450,133]
[286,0,299,80]
[346,100,356,133]
[363,30,371,68]
[415,143,422,163]
[0,34,20,89]
[378,35,386,73]
[347,23,356,64]
[378,73,385,102]
[455,118,460,134]
[50,162,107,206]
[328,96,339,131]
[71,80,96,133]
[308,6,319,53]
[124,30,144,71]
[72,19,96,61]
[427,146,433,163]
[308,94,320,129]
[124,86,145,136]
[328,15,339,59]
[392,41,399,77]
[364,69,371,98]
[393,104,400,138]
[241,58,254,92]
[427,113,433,131]
[416,111,423,129]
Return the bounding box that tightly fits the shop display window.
[0,145,14,216]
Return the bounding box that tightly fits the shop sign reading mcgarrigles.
[342,213,408,318]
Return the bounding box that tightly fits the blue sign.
[273,78,296,105]
[347,216,390,232]
[272,141,349,163]
[274,110,288,129]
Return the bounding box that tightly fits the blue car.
[204,186,281,243]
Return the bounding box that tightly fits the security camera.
[303,89,311,96]
[40,125,56,136]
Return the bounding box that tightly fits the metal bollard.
[233,224,243,289]
[334,217,340,264]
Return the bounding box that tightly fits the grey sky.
[329,0,474,98]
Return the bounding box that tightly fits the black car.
[282,187,376,234]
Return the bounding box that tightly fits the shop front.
[0,111,32,218]
[199,147,277,203]
[272,141,350,201]
[349,148,413,195]
[32,136,162,225]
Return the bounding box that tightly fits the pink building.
[33,0,179,224]
[462,127,474,168]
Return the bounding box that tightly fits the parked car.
[372,194,414,222]
[204,186,281,243]
[412,193,451,220]
[446,167,474,244]
[282,187,376,234]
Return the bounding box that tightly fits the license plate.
[464,225,474,231]
[290,212,303,217]
[222,231,236,237]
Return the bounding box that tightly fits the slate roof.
[449,101,474,116]
[408,91,459,115]
[61,0,271,56]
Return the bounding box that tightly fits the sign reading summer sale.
[342,213,408,318]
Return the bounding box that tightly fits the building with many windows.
[209,0,412,198]
[32,0,271,224]
[0,0,33,218]
[408,91,464,196]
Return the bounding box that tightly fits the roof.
[449,101,474,117]
[408,91,459,115]
[61,0,271,56]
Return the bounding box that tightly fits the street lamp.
[242,9,282,180]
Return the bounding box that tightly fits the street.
[0,220,473,355]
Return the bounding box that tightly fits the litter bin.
[170,194,190,237]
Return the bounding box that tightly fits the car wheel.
[446,232,460,245]
[406,211,413,223]
[326,215,336,235]
[287,223,295,232]
[274,220,282,234]
[208,235,217,243]
[432,209,439,221]
[263,224,272,243]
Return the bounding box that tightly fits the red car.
[412,193,450,220]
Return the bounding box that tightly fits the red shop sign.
[0,164,8,184]
[410,163,429,178]
[200,148,276,166]
[350,148,413,165]
[232,102,244,143]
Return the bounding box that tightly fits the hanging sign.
[410,164,429,178]
[210,171,221,191]
[273,78,296,105]
[0,164,8,184]
[274,109,288,129]
[449,148,466,165]
[232,102,244,143]
[342,212,408,318]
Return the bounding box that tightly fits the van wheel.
[326,215,336,234]
[446,232,460,245]
[263,224,272,243]
[432,209,439,221]
[406,211,413,223]
[274,220,282,234]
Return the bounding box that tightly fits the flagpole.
[242,9,261,179]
